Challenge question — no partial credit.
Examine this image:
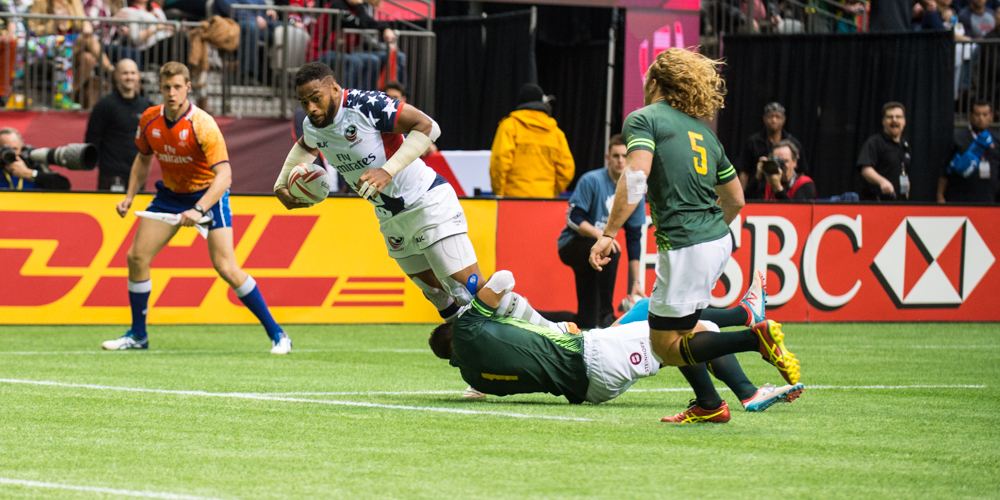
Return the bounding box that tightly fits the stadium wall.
[1,193,997,324]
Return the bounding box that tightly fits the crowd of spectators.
[0,0,408,110]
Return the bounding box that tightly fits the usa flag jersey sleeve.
[345,89,402,134]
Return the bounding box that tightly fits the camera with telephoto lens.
[1,143,98,171]
[761,156,785,175]
[20,143,98,171]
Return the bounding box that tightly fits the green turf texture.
[0,323,997,499]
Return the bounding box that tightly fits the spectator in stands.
[28,0,85,36]
[557,134,645,329]
[0,128,71,190]
[939,99,1000,203]
[383,79,406,102]
[857,102,910,202]
[869,0,911,32]
[215,0,276,81]
[758,140,816,201]
[738,102,805,200]
[382,80,437,157]
[85,59,150,192]
[490,83,575,198]
[362,0,405,89]
[310,0,396,90]
[916,0,947,29]
[959,0,996,37]
[71,21,116,109]
[120,0,178,66]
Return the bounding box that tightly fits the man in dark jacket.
[85,59,150,191]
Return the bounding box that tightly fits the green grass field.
[1,322,998,499]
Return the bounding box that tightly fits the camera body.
[761,156,786,176]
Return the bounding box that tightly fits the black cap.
[518,83,554,105]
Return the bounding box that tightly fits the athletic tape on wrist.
[484,270,515,294]
[275,143,317,193]
[380,126,436,177]
[625,169,647,204]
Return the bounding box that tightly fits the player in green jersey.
[589,48,800,422]
[429,270,803,418]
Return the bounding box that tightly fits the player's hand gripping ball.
[288,163,331,204]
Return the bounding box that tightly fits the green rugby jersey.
[622,101,737,251]
[449,299,590,404]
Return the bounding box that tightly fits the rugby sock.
[678,328,759,365]
[677,363,723,411]
[411,278,460,323]
[706,355,758,401]
[496,291,557,329]
[700,306,749,329]
[127,279,151,339]
[234,276,283,341]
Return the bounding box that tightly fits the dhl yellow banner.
[0,192,497,324]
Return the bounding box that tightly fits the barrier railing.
[1,5,436,118]
[955,39,1000,127]
[700,0,867,59]
[1,12,188,110]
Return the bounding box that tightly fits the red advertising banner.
[497,200,1000,322]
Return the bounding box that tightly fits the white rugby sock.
[496,291,555,329]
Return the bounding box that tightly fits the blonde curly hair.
[646,48,726,119]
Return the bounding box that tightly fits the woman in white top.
[119,0,175,58]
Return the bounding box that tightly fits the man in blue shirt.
[557,134,646,329]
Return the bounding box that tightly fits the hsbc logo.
[871,217,994,307]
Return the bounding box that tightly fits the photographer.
[755,140,816,201]
[0,128,71,191]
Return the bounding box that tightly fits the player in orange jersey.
[102,62,291,354]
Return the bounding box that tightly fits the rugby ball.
[288,163,331,204]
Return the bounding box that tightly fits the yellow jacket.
[489,108,575,198]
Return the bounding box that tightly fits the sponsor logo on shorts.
[639,340,651,373]
[629,352,642,365]
[345,125,358,142]
[388,236,404,251]
[415,235,426,243]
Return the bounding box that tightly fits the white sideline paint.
[0,379,591,422]
[3,346,997,356]
[259,384,986,396]
[0,477,233,500]
[0,348,428,355]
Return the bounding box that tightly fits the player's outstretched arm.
[274,137,319,210]
[356,104,441,200]
[116,153,154,218]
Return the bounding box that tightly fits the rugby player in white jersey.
[274,64,574,385]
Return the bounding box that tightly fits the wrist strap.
[601,234,615,239]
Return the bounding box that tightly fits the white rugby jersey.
[302,89,440,219]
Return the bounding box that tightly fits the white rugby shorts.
[582,321,660,404]
[383,182,476,277]
[648,235,732,318]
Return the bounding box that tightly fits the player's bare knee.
[126,248,150,270]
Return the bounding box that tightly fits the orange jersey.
[135,104,229,194]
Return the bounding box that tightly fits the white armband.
[380,119,440,177]
[274,142,318,193]
[625,169,647,204]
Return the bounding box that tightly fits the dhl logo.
[0,211,405,309]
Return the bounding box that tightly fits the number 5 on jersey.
[688,131,707,175]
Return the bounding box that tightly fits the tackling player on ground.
[430,270,802,419]
[102,62,291,354]
[590,48,800,422]
[274,63,574,332]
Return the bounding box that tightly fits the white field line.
[0,348,428,355]
[0,379,591,422]
[788,345,1000,349]
[258,384,986,396]
[0,477,233,500]
[3,346,998,356]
